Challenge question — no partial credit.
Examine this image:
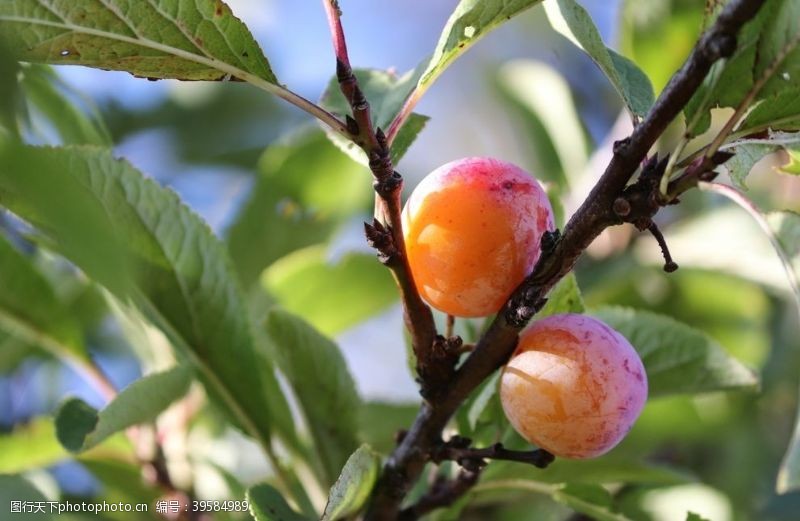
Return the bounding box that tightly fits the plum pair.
[402,157,647,458]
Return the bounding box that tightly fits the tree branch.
[321,1,441,392]
[431,437,555,470]
[397,468,481,521]
[364,1,767,518]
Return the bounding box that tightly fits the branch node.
[613,197,632,218]
[364,219,397,262]
[345,114,359,135]
[373,170,403,198]
[540,229,561,253]
[613,137,631,155]
[709,33,737,59]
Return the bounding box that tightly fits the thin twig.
[364,1,767,519]
[322,0,439,392]
[432,438,555,470]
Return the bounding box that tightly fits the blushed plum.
[402,157,554,317]
[500,314,648,459]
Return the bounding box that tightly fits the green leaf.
[357,401,418,454]
[264,309,361,486]
[19,64,111,146]
[544,0,654,118]
[0,474,52,520]
[539,273,585,318]
[686,513,711,521]
[320,68,428,165]
[0,143,297,455]
[55,366,192,453]
[495,60,589,190]
[0,232,87,363]
[591,307,758,396]
[482,457,691,486]
[81,458,162,515]
[0,0,276,83]
[782,149,800,175]
[722,131,800,189]
[226,130,370,288]
[0,418,67,473]
[247,483,310,521]
[321,445,381,521]
[553,483,632,521]
[685,0,800,136]
[416,0,545,102]
[262,246,398,336]
[0,42,21,139]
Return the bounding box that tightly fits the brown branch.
[431,437,555,470]
[397,468,481,521]
[323,1,441,393]
[364,1,767,519]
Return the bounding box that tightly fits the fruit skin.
[402,157,554,318]
[499,314,648,459]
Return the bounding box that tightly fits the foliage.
[0,1,799,520]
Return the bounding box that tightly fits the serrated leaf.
[320,68,428,165]
[321,445,381,521]
[357,401,418,454]
[19,64,111,146]
[721,131,800,189]
[417,0,545,99]
[539,273,585,318]
[482,457,691,486]
[0,42,21,138]
[465,372,501,433]
[264,309,361,486]
[0,0,276,83]
[0,232,87,364]
[685,0,800,136]
[495,60,589,190]
[725,143,777,189]
[247,483,310,521]
[553,483,631,521]
[544,0,654,118]
[226,130,370,288]
[262,246,398,336]
[0,143,298,455]
[591,307,758,396]
[55,366,192,453]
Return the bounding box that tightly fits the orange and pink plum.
[500,314,648,459]
[402,157,554,318]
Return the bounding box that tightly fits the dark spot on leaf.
[242,51,249,58]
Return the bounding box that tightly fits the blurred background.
[2,0,800,520]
